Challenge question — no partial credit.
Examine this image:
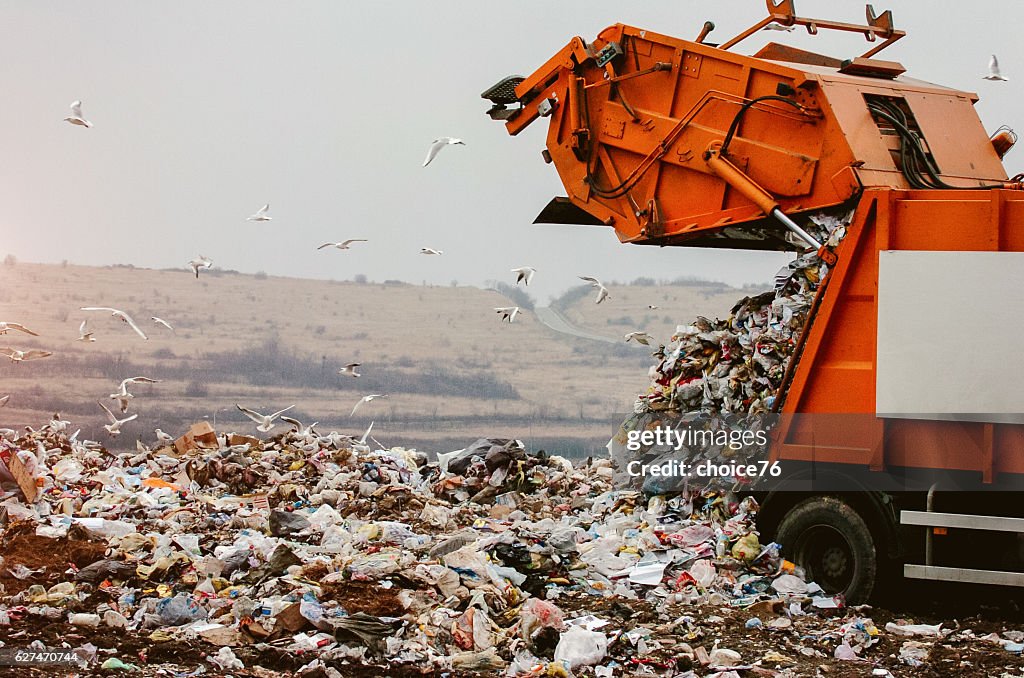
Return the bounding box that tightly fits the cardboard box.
[174,421,219,455]
[0,447,38,503]
[228,434,261,448]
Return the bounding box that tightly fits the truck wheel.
[775,496,877,604]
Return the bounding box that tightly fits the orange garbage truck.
[485,0,1024,603]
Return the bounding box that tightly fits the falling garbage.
[607,210,852,494]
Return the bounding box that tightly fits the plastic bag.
[731,532,761,560]
[347,550,403,581]
[553,626,607,669]
[209,646,244,671]
[155,593,207,626]
[520,598,565,640]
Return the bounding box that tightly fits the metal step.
[900,510,1024,533]
[904,564,1024,587]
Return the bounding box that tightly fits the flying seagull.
[495,307,520,323]
[624,331,654,346]
[985,54,1008,81]
[247,204,271,222]
[579,276,610,304]
[317,239,367,251]
[98,401,136,437]
[0,348,53,363]
[0,395,9,408]
[80,307,148,339]
[648,304,660,310]
[109,376,160,413]
[77,319,96,342]
[236,404,295,432]
[350,394,387,417]
[763,23,795,32]
[64,100,93,128]
[0,322,39,336]
[511,266,536,286]
[281,416,318,437]
[338,363,361,378]
[151,317,174,331]
[189,255,213,279]
[422,137,465,167]
[359,421,374,446]
[420,247,443,255]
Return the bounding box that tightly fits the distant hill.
[0,261,755,454]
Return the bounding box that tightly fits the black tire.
[775,496,877,604]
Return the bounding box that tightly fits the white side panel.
[876,250,1024,423]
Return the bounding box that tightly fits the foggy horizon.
[2,1,1021,302]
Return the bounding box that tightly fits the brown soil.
[0,521,107,594]
[318,580,409,617]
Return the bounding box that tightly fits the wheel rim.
[793,523,855,594]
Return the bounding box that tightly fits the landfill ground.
[3,421,1024,678]
[4,545,1024,678]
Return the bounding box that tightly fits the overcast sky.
[1,1,1019,303]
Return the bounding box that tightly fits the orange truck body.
[491,11,1023,482]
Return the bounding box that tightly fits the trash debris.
[0,414,1020,676]
[553,625,608,669]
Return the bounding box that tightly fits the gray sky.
[1,1,1020,302]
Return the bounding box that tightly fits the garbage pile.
[608,211,852,492]
[2,417,1024,675]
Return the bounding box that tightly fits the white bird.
[648,304,660,310]
[422,137,465,167]
[359,421,374,446]
[350,394,387,417]
[77,319,96,342]
[0,347,53,363]
[317,239,367,251]
[763,23,795,32]
[151,317,174,331]
[420,247,443,255]
[247,204,272,221]
[236,404,295,432]
[64,100,92,128]
[495,306,520,323]
[579,276,611,304]
[0,322,39,336]
[338,363,361,378]
[624,331,654,346]
[155,429,174,445]
[0,395,8,408]
[511,267,536,286]
[281,416,318,437]
[985,54,1008,81]
[189,255,213,278]
[80,307,148,340]
[98,401,136,437]
[109,376,160,413]
[48,413,69,433]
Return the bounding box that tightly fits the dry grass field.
[0,261,762,455]
[558,279,767,346]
